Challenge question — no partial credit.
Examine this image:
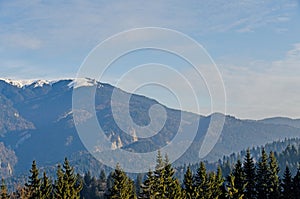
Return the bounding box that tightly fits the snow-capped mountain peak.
[67,78,101,89]
[0,78,35,88]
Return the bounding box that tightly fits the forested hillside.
[1,141,300,199]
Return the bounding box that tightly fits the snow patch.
[68,78,102,89]
[0,78,35,88]
[0,78,59,88]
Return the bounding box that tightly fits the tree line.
[1,147,300,198]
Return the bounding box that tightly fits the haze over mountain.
[0,78,299,177]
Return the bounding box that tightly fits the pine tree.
[268,151,280,199]
[281,166,293,199]
[25,160,41,199]
[226,174,244,199]
[54,164,65,199]
[243,149,256,199]
[232,159,246,196]
[194,161,208,199]
[140,170,156,199]
[292,165,300,199]
[210,166,224,199]
[256,148,270,199]
[54,158,82,199]
[40,172,52,199]
[109,164,136,199]
[62,158,82,199]
[163,154,181,198]
[153,151,166,198]
[183,166,195,199]
[0,179,10,199]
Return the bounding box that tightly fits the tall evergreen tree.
[54,158,82,199]
[243,149,256,199]
[62,158,82,199]
[292,165,300,199]
[54,164,65,199]
[109,164,136,199]
[281,166,293,199]
[153,151,166,198]
[232,159,246,196]
[40,172,52,199]
[226,174,245,199]
[194,161,208,199]
[140,170,156,199]
[163,155,181,199]
[211,166,224,199]
[268,151,280,199]
[0,179,10,199]
[256,148,270,199]
[25,160,41,199]
[183,166,195,199]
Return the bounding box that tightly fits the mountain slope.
[0,78,299,176]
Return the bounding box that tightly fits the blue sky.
[0,0,300,119]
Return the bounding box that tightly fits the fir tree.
[54,164,65,199]
[109,164,136,199]
[268,151,280,199]
[163,155,181,198]
[0,179,10,199]
[256,148,270,199]
[232,159,246,196]
[25,160,41,199]
[40,172,52,199]
[140,170,156,199]
[183,166,195,199]
[293,165,300,199]
[194,161,208,199]
[214,166,225,199]
[243,149,256,199]
[153,152,166,198]
[281,166,293,199]
[226,174,244,199]
[62,158,82,199]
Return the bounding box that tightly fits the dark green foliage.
[0,179,10,199]
[231,159,246,196]
[243,149,256,199]
[40,172,52,199]
[25,160,42,199]
[256,148,270,199]
[4,144,300,199]
[282,166,293,199]
[109,164,136,199]
[183,166,195,198]
[139,170,156,199]
[268,151,280,199]
[226,174,245,199]
[54,158,82,199]
[293,166,300,198]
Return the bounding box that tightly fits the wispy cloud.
[221,43,300,119]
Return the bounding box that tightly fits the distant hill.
[260,117,300,129]
[0,78,299,177]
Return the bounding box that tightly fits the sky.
[0,0,300,119]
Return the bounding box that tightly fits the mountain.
[260,117,300,129]
[0,78,299,177]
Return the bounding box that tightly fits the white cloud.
[2,34,42,50]
[221,43,300,119]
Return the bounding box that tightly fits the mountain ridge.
[0,78,299,177]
